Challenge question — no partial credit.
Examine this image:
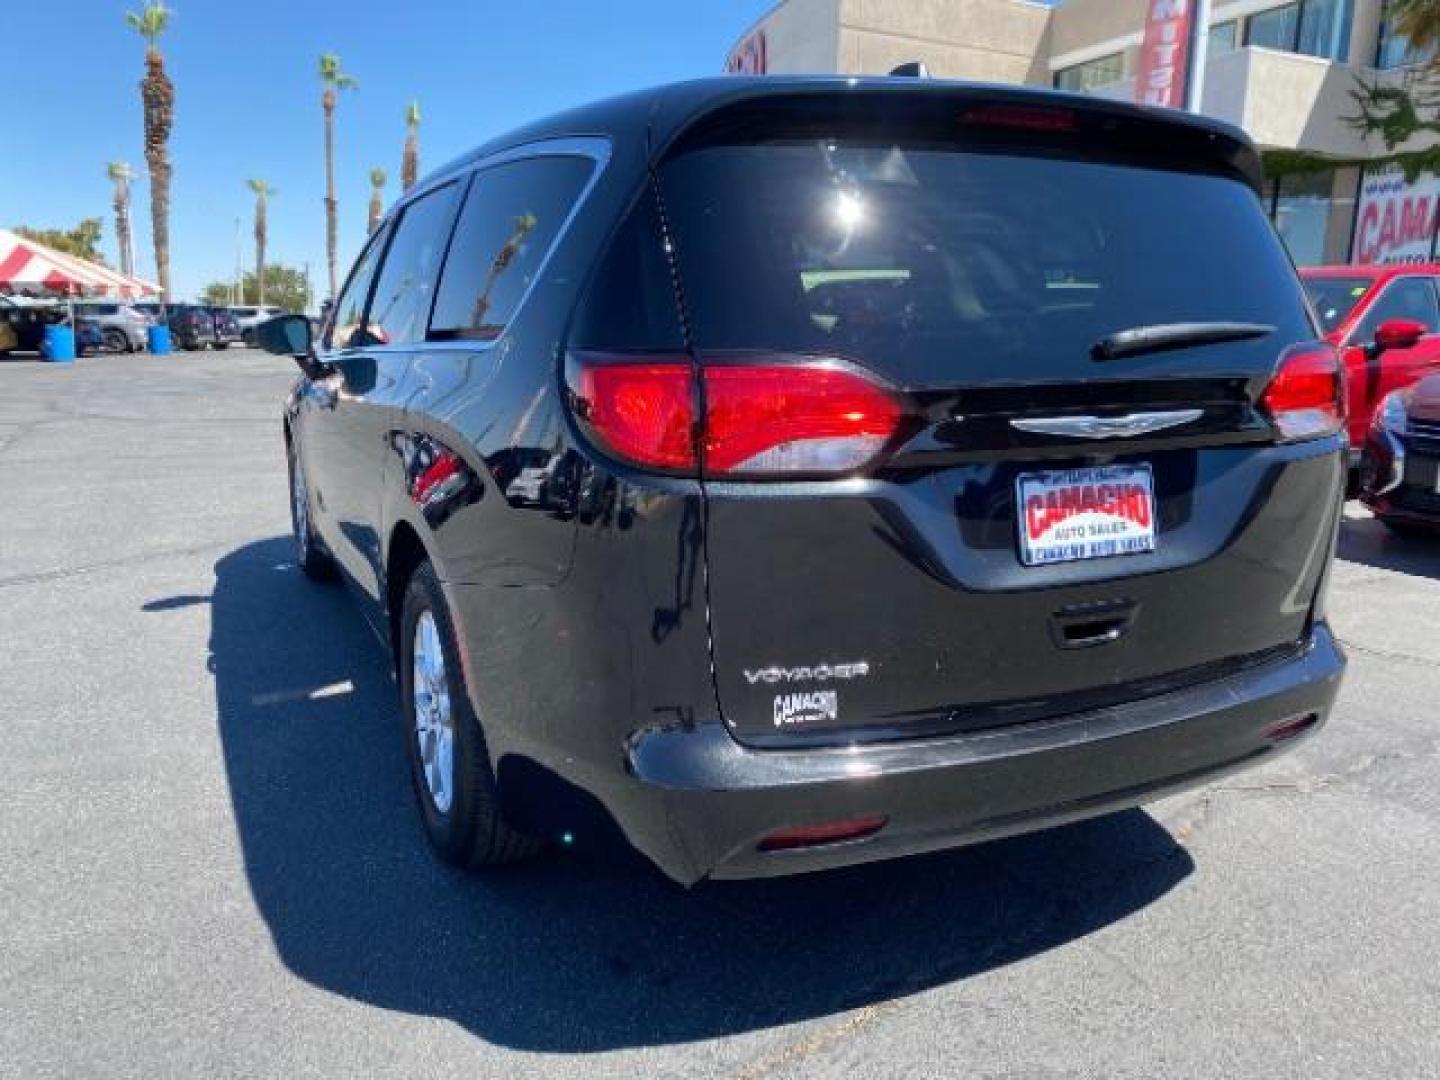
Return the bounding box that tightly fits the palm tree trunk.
[368,192,382,234]
[402,134,418,192]
[141,51,174,297]
[255,198,267,306]
[113,181,134,279]
[324,91,338,301]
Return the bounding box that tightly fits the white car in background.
[230,305,287,344]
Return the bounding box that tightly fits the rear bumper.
[613,624,1344,884]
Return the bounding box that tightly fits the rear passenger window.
[429,156,594,341]
[367,183,462,346]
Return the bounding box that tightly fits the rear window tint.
[660,142,1311,385]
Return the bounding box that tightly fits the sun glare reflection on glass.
[833,191,865,231]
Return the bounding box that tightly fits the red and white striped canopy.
[0,228,161,300]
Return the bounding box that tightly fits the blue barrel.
[147,324,172,355]
[42,325,75,362]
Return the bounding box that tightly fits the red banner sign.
[1136,0,1194,109]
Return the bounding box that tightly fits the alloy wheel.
[412,610,455,815]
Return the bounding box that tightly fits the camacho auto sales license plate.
[1016,464,1156,566]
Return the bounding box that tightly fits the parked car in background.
[231,305,287,344]
[259,78,1347,885]
[209,306,243,349]
[1300,264,1440,466]
[163,304,218,350]
[75,302,150,352]
[0,300,103,356]
[1359,371,1440,535]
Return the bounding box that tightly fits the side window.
[1356,278,1440,343]
[366,183,462,346]
[326,224,390,351]
[429,155,595,341]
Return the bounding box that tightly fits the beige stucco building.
[726,0,1440,266]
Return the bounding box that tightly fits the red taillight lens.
[569,354,905,477]
[1259,343,1346,442]
[574,360,697,471]
[703,363,903,474]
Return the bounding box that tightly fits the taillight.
[574,360,697,470]
[568,354,905,477]
[704,362,903,474]
[1259,342,1346,442]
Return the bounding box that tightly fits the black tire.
[102,328,127,354]
[214,342,230,350]
[287,440,334,579]
[399,560,541,868]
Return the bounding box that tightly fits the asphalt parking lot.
[2,348,1438,1079]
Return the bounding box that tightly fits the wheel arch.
[385,519,431,660]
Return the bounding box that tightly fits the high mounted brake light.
[567,353,905,477]
[960,104,1077,132]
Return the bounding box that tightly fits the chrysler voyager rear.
[272,79,1347,885]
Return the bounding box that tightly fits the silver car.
[75,302,150,352]
[230,305,287,344]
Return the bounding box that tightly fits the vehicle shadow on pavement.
[203,537,1194,1053]
[1337,517,1440,580]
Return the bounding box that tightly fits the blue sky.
[2,1,775,302]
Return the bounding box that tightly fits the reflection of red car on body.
[1300,264,1440,465]
[1359,371,1440,536]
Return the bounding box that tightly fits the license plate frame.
[1016,464,1158,567]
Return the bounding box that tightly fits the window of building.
[1272,171,1347,270]
[1053,52,1125,93]
[1245,0,1352,61]
[1209,20,1240,56]
[366,182,462,346]
[430,156,595,341]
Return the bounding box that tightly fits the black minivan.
[259,78,1347,885]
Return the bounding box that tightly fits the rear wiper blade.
[1092,321,1275,362]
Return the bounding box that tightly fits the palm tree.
[247,180,275,306]
[367,168,387,234]
[106,162,136,278]
[125,2,174,297]
[1393,0,1440,52]
[319,52,358,301]
[402,100,422,192]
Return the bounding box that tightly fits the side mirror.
[1374,318,1426,353]
[255,314,328,377]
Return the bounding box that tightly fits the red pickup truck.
[1300,264,1440,464]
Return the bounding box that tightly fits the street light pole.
[1185,0,1213,115]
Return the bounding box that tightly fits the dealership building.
[726,0,1440,267]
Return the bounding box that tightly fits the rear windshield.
[660,142,1311,385]
[1302,276,1372,335]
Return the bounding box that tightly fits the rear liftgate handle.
[1049,598,1140,650]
